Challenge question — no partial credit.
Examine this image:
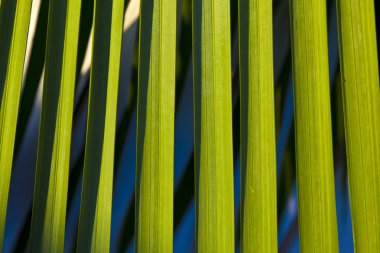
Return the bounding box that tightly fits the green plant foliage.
[76,0,124,251]
[193,0,235,251]
[29,0,82,251]
[0,0,33,249]
[1,0,380,251]
[336,0,380,250]
[14,0,49,157]
[238,0,277,251]
[135,0,176,252]
[290,0,339,251]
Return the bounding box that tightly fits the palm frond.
[135,0,176,251]
[0,0,33,249]
[239,0,277,251]
[336,0,380,250]
[290,0,339,250]
[193,0,235,251]
[29,0,82,251]
[76,0,124,251]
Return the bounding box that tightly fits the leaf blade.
[290,0,339,251]
[28,0,82,251]
[193,0,235,251]
[76,0,125,251]
[336,0,380,250]
[135,0,176,252]
[238,0,278,251]
[0,0,33,249]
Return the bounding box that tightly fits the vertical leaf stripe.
[0,0,33,249]
[336,0,380,250]
[193,0,235,251]
[239,0,278,251]
[29,0,82,251]
[290,0,339,251]
[135,0,176,251]
[76,0,124,251]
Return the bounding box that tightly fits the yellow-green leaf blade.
[193,0,235,251]
[336,0,380,250]
[238,0,277,251]
[29,0,82,251]
[135,0,176,252]
[290,0,339,251]
[0,0,33,249]
[76,0,124,251]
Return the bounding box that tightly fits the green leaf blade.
[336,0,380,250]
[193,0,235,252]
[0,0,33,249]
[238,0,278,252]
[28,0,82,251]
[76,0,124,251]
[135,0,176,252]
[290,0,339,251]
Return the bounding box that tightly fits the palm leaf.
[0,0,33,249]
[135,0,176,251]
[290,0,339,250]
[239,0,277,251]
[76,0,124,251]
[28,0,82,251]
[14,0,48,157]
[193,0,235,251]
[336,0,380,250]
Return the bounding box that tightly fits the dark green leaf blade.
[76,0,125,251]
[29,0,82,251]
[0,0,33,249]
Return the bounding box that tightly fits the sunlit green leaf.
[28,0,82,251]
[193,0,235,251]
[76,0,124,251]
[290,0,339,251]
[135,0,176,252]
[336,0,380,250]
[239,0,277,251]
[0,0,33,249]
